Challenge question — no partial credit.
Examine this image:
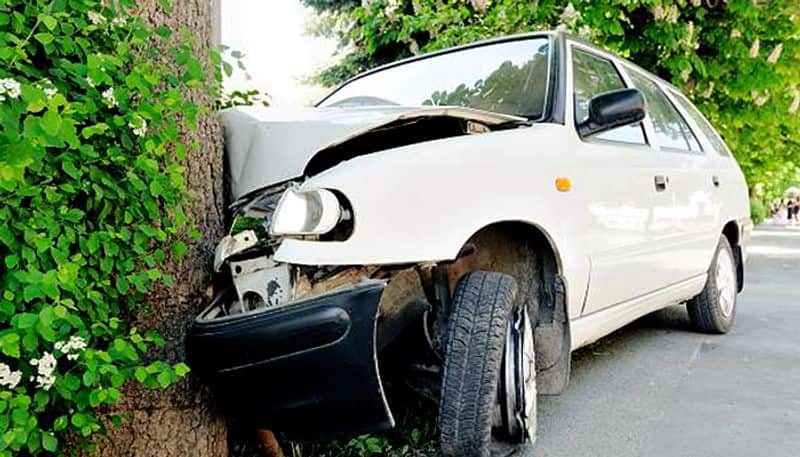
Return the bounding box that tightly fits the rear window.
[669,89,731,156]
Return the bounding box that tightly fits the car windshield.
[319,37,551,119]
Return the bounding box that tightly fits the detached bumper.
[186,281,393,439]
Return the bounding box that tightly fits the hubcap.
[497,305,537,443]
[716,248,736,317]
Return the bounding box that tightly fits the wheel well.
[722,220,744,293]
[446,221,571,394]
[722,221,739,247]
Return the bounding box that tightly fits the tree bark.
[94,0,227,455]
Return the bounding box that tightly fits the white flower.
[651,4,665,20]
[128,117,148,137]
[88,11,106,25]
[55,335,88,361]
[86,76,96,88]
[30,352,57,391]
[731,29,742,39]
[750,38,760,58]
[666,4,679,23]
[0,363,22,390]
[111,16,127,26]
[702,82,714,99]
[470,0,488,12]
[0,78,22,101]
[751,91,768,107]
[579,25,592,37]
[102,87,118,108]
[38,79,57,98]
[789,93,799,114]
[561,3,578,22]
[383,0,401,19]
[767,43,783,64]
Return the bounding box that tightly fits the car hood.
[220,105,526,200]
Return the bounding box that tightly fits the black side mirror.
[577,88,646,138]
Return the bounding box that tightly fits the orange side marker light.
[555,177,572,192]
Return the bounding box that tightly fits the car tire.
[687,236,737,334]
[438,270,537,457]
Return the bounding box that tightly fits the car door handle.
[712,175,720,187]
[654,175,668,192]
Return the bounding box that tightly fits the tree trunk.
[94,0,228,455]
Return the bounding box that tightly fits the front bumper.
[186,281,394,439]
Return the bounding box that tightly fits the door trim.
[570,273,707,350]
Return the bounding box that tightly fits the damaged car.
[186,31,752,456]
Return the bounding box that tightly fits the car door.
[621,67,718,283]
[567,44,676,315]
[667,88,734,267]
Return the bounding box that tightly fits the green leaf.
[0,333,20,358]
[41,432,57,452]
[53,416,68,432]
[12,313,36,329]
[40,109,61,136]
[39,15,57,31]
[174,363,190,377]
[34,33,53,45]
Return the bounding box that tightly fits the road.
[529,226,800,457]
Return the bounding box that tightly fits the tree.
[0,0,228,455]
[94,0,228,455]
[304,0,800,194]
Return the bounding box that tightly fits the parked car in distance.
[187,31,752,457]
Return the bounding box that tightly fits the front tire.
[687,236,737,334]
[438,271,537,457]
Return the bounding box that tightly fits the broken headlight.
[269,187,344,236]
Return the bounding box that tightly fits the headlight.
[269,187,343,236]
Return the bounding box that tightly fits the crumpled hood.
[220,105,525,200]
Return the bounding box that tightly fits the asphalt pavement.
[527,225,800,457]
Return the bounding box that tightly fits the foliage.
[749,198,767,226]
[0,0,226,454]
[308,0,800,193]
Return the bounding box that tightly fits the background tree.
[304,0,800,210]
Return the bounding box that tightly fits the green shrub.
[750,198,767,226]
[0,1,222,454]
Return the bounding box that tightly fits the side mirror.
[577,88,646,138]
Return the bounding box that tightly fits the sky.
[220,0,339,107]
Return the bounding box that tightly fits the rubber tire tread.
[438,271,518,457]
[687,236,736,334]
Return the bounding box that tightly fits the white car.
[187,31,751,456]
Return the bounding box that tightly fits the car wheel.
[687,236,737,334]
[438,271,537,457]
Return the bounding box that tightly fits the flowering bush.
[0,0,223,454]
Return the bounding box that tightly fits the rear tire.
[438,271,536,457]
[687,236,737,334]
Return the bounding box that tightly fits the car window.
[669,89,731,156]
[626,70,702,152]
[572,48,646,145]
[320,38,551,119]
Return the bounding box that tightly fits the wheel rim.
[716,247,736,317]
[498,305,537,443]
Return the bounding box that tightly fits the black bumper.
[186,281,394,439]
